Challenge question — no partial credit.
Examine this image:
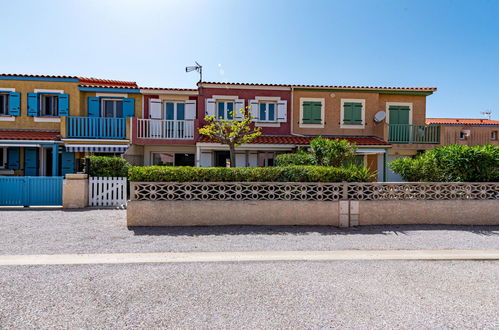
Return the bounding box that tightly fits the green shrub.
[310,137,357,166]
[128,165,375,183]
[85,156,131,177]
[389,144,499,182]
[275,152,315,166]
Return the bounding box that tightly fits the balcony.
[66,116,127,139]
[388,124,440,144]
[136,119,195,140]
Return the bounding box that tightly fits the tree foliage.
[198,106,261,167]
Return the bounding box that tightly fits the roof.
[199,81,436,92]
[426,118,499,126]
[0,73,137,87]
[198,135,390,146]
[78,84,140,90]
[78,77,137,87]
[0,130,61,141]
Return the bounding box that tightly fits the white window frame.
[164,101,185,121]
[257,101,278,122]
[0,92,10,116]
[299,97,325,128]
[215,100,236,120]
[340,99,366,129]
[0,147,6,169]
[101,98,124,118]
[385,102,413,125]
[39,94,59,117]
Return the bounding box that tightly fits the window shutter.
[184,100,196,120]
[58,93,69,116]
[149,99,162,119]
[7,147,20,170]
[27,93,39,116]
[343,103,353,124]
[205,98,215,117]
[277,100,287,122]
[248,100,258,119]
[8,92,20,116]
[302,102,311,123]
[88,97,100,117]
[352,103,362,124]
[234,99,244,120]
[61,151,75,176]
[123,98,135,117]
[312,102,322,123]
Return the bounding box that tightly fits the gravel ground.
[0,260,497,329]
[0,209,498,254]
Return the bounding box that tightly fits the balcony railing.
[388,124,440,144]
[67,117,127,139]
[136,119,195,140]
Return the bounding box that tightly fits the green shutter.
[343,102,362,125]
[302,101,322,124]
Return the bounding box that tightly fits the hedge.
[275,152,315,166]
[85,156,131,177]
[128,165,374,183]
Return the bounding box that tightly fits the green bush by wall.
[85,156,131,177]
[128,165,374,183]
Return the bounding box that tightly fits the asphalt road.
[0,209,498,255]
[0,260,498,329]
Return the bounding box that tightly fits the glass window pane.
[259,103,266,121]
[268,103,275,121]
[176,103,185,120]
[217,102,225,118]
[166,103,175,120]
[152,153,174,166]
[227,102,234,119]
[115,101,123,118]
[104,100,114,117]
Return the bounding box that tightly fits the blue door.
[0,177,63,206]
[24,148,39,176]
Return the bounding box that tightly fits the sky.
[1,0,498,119]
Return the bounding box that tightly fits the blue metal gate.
[0,177,63,206]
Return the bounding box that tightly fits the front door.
[24,148,39,176]
[389,105,410,142]
[214,151,230,167]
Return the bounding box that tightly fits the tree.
[199,106,262,167]
[310,137,357,167]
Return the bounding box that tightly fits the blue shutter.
[88,97,100,117]
[61,151,75,176]
[58,94,69,116]
[123,98,135,117]
[24,148,39,176]
[166,103,174,120]
[177,103,185,120]
[8,92,20,116]
[27,93,39,116]
[7,147,20,170]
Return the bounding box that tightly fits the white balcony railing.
[137,119,195,140]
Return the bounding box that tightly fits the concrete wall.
[62,174,88,208]
[127,200,340,226]
[356,200,499,226]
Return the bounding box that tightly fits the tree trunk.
[229,145,236,168]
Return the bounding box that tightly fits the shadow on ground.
[128,224,499,237]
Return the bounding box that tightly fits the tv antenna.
[185,61,202,82]
[481,111,492,120]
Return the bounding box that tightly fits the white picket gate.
[89,177,128,207]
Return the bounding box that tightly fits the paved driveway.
[0,209,498,255]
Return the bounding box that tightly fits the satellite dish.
[374,111,386,123]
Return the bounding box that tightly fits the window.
[165,102,185,120]
[342,101,364,126]
[216,101,234,120]
[0,93,9,115]
[102,99,123,118]
[301,101,322,124]
[0,147,6,168]
[459,131,467,140]
[258,102,276,122]
[152,152,195,166]
[39,94,59,116]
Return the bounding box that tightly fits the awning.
[65,144,129,153]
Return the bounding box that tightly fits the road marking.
[0,250,497,266]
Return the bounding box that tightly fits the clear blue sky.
[1,0,498,119]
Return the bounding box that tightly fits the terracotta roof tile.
[78,77,137,87]
[0,130,61,141]
[200,81,436,92]
[140,87,198,92]
[198,135,389,146]
[0,73,78,79]
[78,84,139,90]
[426,118,499,126]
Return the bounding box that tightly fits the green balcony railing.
[388,124,440,144]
